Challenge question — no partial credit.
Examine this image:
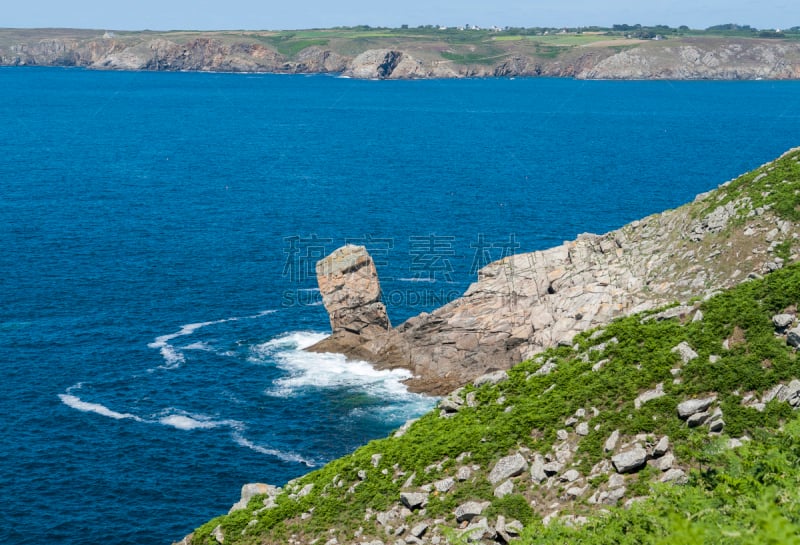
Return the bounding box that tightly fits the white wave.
[149,310,275,369]
[182,341,213,351]
[298,287,320,292]
[159,415,219,430]
[59,394,143,422]
[232,432,316,466]
[250,331,328,359]
[256,331,417,399]
[397,277,436,283]
[157,408,243,431]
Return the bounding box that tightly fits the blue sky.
[3,1,797,31]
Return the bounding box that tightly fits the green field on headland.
[3,24,800,80]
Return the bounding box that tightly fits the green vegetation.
[694,148,800,224]
[526,421,800,544]
[440,50,506,65]
[188,151,800,545]
[190,261,800,544]
[257,33,330,56]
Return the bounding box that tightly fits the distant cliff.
[2,29,800,79]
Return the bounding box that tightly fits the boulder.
[461,517,495,542]
[661,468,688,484]
[608,474,625,488]
[296,483,313,498]
[494,480,514,498]
[576,422,590,436]
[410,522,428,538]
[560,469,581,483]
[434,477,455,493]
[455,501,490,523]
[787,327,800,348]
[400,492,428,510]
[772,313,795,331]
[677,396,716,419]
[473,370,509,387]
[652,436,670,458]
[488,453,528,484]
[229,483,281,513]
[439,398,462,413]
[530,454,547,483]
[542,461,564,476]
[603,486,627,505]
[634,383,665,409]
[671,342,699,364]
[612,447,648,474]
[763,384,787,403]
[495,515,522,543]
[778,379,800,406]
[604,429,621,453]
[658,453,675,471]
[687,411,711,427]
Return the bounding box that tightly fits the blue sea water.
[1,67,799,544]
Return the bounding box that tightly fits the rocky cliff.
[2,30,799,80]
[178,148,800,543]
[312,148,800,394]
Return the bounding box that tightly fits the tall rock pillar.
[315,244,390,339]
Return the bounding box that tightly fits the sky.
[2,0,797,31]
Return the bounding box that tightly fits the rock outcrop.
[577,39,800,80]
[308,245,393,360]
[308,148,800,394]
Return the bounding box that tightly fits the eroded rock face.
[4,32,800,81]
[308,245,394,360]
[304,149,800,395]
[315,244,390,334]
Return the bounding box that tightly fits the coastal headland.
[2,26,800,79]
[312,148,800,394]
[179,147,800,545]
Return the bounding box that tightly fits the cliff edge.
[311,148,800,394]
[2,30,799,80]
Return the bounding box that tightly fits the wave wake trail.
[232,432,316,467]
[58,389,315,465]
[148,309,275,369]
[58,394,143,421]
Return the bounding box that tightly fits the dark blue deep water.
[1,67,799,544]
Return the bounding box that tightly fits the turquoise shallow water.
[1,68,799,544]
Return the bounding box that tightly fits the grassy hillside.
[2,26,798,67]
[182,151,800,545]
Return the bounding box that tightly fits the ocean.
[1,67,798,544]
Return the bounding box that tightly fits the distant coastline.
[2,27,799,79]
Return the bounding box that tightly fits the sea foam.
[157,410,242,431]
[252,331,421,401]
[58,394,143,422]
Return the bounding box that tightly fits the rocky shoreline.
[172,148,800,545]
[311,149,800,394]
[2,29,800,80]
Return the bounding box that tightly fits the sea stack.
[308,245,392,357]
